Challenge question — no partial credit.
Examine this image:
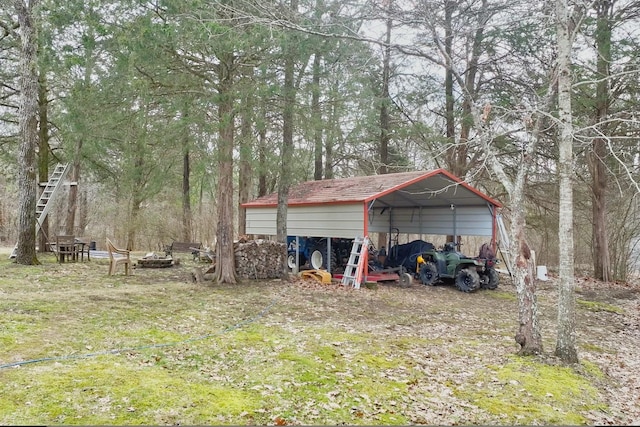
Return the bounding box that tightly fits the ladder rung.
[341,235,369,288]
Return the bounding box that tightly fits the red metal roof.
[242,168,502,208]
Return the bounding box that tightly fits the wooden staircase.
[9,163,70,259]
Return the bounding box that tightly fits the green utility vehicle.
[417,242,499,292]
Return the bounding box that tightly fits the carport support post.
[293,236,300,273]
[387,208,394,250]
[451,204,458,249]
[327,237,332,273]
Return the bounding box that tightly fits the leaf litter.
[0,252,639,425]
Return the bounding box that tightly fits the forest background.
[1,0,639,283]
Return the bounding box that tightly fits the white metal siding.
[244,207,277,235]
[246,204,364,238]
[368,206,493,236]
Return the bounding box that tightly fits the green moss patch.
[0,358,260,425]
[577,299,625,314]
[455,356,606,425]
[489,291,517,301]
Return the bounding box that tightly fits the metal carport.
[242,168,502,240]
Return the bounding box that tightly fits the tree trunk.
[440,0,489,178]
[277,0,298,279]
[182,144,192,242]
[66,22,95,240]
[378,8,392,175]
[512,216,543,355]
[480,72,551,357]
[65,142,82,235]
[311,21,323,180]
[324,82,337,179]
[444,0,455,168]
[376,4,394,252]
[77,186,88,235]
[126,152,145,251]
[14,0,40,265]
[257,68,269,198]
[257,126,268,198]
[238,65,254,236]
[590,0,611,282]
[37,69,49,252]
[555,0,579,364]
[214,52,237,284]
[127,196,141,252]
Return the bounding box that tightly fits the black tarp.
[387,239,435,272]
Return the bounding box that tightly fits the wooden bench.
[165,241,202,260]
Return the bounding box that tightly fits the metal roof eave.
[241,168,503,209]
[363,168,502,209]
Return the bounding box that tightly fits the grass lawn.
[0,247,637,425]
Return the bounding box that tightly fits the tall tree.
[311,0,324,181]
[417,0,494,178]
[555,0,579,364]
[374,0,394,251]
[443,0,455,164]
[378,0,393,176]
[237,65,255,237]
[181,104,192,243]
[589,0,612,282]
[14,0,40,265]
[447,0,555,355]
[61,2,97,237]
[479,93,547,356]
[213,50,238,284]
[36,69,49,251]
[276,0,300,278]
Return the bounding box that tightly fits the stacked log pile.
[234,239,286,279]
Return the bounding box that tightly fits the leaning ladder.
[9,163,71,259]
[341,236,370,289]
[496,214,513,276]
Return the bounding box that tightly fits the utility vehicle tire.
[483,268,499,290]
[455,267,481,292]
[419,262,438,285]
[399,272,412,288]
[287,253,306,270]
[310,241,337,270]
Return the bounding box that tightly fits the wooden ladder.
[10,163,71,259]
[341,236,369,289]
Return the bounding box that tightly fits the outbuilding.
[242,168,502,272]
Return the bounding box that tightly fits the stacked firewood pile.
[234,239,286,279]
